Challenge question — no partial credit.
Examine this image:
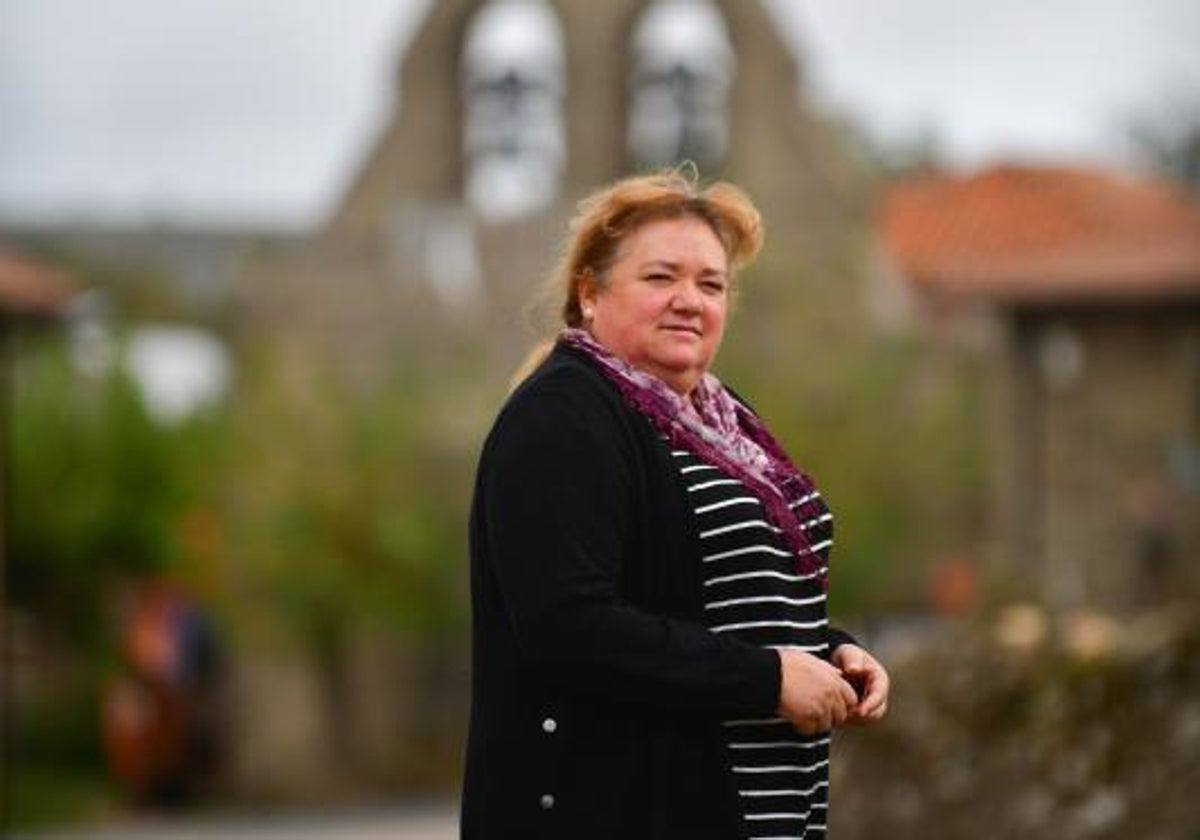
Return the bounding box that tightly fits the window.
[628,0,735,169]
[461,0,565,222]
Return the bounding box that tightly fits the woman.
[462,168,889,839]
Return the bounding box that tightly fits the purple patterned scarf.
[561,328,830,588]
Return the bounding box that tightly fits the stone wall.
[831,605,1200,839]
[1004,306,1200,611]
[225,628,467,802]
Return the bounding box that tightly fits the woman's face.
[582,215,730,395]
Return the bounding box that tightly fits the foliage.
[7,765,118,831]
[1123,85,1200,189]
[9,328,231,827]
[715,263,989,616]
[225,340,476,651]
[10,333,210,647]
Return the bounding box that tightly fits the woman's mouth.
[662,324,702,337]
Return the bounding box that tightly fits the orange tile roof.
[0,247,76,317]
[878,165,1200,303]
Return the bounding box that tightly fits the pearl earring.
[583,306,594,321]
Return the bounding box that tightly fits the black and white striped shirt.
[672,445,835,840]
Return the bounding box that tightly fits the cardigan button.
[540,793,555,810]
[542,717,557,734]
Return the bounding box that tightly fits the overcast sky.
[0,0,1196,230]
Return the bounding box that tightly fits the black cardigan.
[461,341,854,839]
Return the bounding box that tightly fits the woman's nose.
[671,280,702,311]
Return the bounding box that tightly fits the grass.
[6,764,120,832]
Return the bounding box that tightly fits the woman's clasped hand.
[777,645,890,734]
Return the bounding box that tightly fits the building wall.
[1010,305,1200,611]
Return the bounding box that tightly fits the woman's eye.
[702,281,727,295]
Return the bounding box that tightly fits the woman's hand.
[830,643,889,725]
[776,649,860,734]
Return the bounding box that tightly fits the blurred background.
[2,1,1198,837]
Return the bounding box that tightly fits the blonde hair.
[512,166,765,387]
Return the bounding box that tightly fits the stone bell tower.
[300,0,867,380]
[319,0,864,350]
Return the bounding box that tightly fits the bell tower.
[291,0,866,377]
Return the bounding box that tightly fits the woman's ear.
[578,268,598,318]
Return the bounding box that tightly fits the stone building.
[876,164,1200,611]
[253,0,867,385]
